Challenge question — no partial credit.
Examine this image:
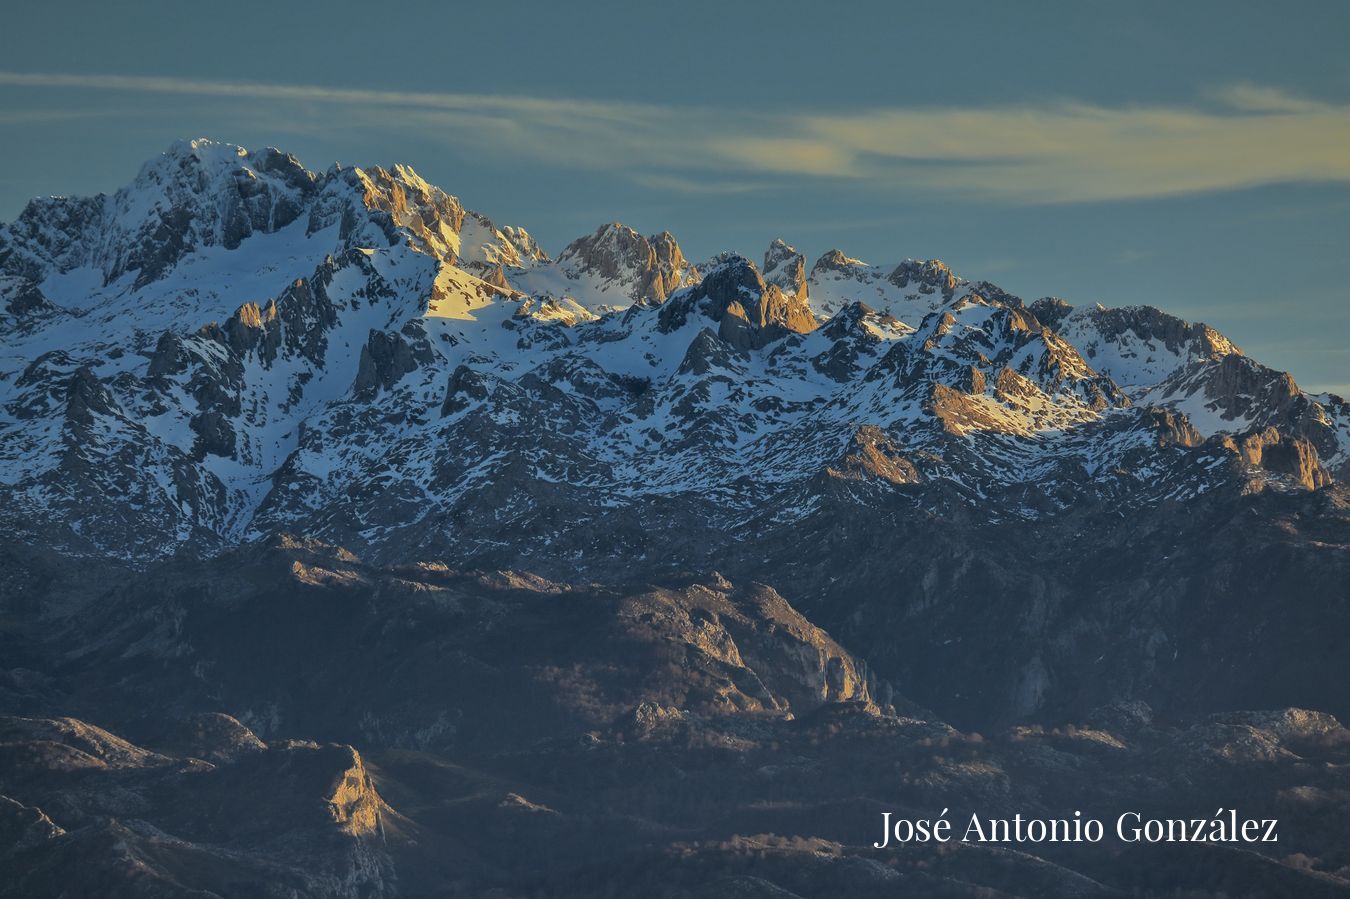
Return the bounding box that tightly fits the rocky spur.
[873,809,1279,847]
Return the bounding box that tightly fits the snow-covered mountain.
[5,141,1350,898]
[1,139,1346,566]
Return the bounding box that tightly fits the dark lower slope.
[728,480,1350,729]
[4,702,1350,896]
[1,538,1349,896]
[0,715,391,899]
[26,536,890,753]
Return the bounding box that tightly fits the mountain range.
[3,139,1346,568]
[2,139,1348,897]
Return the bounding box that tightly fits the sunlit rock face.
[545,221,699,310]
[763,238,808,302]
[658,254,817,349]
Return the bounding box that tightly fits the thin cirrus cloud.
[3,70,1349,203]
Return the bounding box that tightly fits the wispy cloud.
[0,105,130,125]
[4,71,1350,204]
[0,71,654,120]
[1209,83,1335,115]
[626,172,770,196]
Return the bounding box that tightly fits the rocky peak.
[556,223,698,306]
[878,293,1128,418]
[342,163,466,257]
[809,248,866,278]
[118,140,321,281]
[558,222,648,281]
[1224,426,1332,490]
[642,229,700,305]
[659,255,816,349]
[1,277,54,319]
[692,254,766,307]
[1027,296,1073,328]
[811,302,909,382]
[762,238,808,301]
[131,139,312,203]
[1144,353,1346,470]
[1045,301,1245,397]
[499,225,548,265]
[1,195,107,280]
[331,164,542,276]
[677,327,743,375]
[0,139,545,304]
[1,139,323,289]
[0,712,394,895]
[886,258,959,297]
[1076,303,1238,360]
[1139,407,1205,448]
[161,712,268,763]
[352,331,419,399]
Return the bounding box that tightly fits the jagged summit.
[0,139,1345,566]
[157,136,292,169]
[539,221,699,311]
[807,250,967,321]
[6,138,319,287]
[657,253,816,349]
[808,248,865,279]
[763,238,808,302]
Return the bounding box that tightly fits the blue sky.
[1,0,1347,392]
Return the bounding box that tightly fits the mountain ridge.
[3,138,1345,571]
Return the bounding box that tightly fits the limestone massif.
[2,140,1349,896]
